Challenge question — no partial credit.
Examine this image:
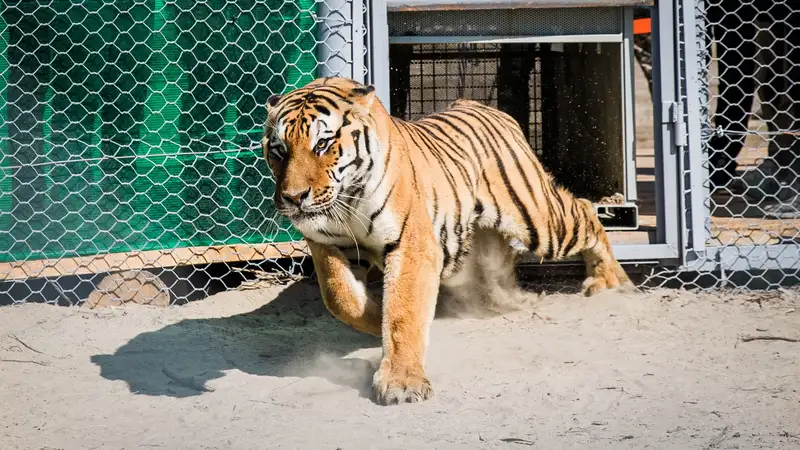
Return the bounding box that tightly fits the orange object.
[633,18,651,35]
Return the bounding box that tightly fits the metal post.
[316,0,357,80]
[621,6,638,202]
[651,0,683,256]
[368,0,391,107]
[680,0,708,253]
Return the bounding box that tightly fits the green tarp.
[0,0,315,263]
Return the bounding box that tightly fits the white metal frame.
[369,0,684,263]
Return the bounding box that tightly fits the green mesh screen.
[0,0,316,263]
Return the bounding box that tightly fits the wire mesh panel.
[0,0,361,305]
[6,0,798,303]
[704,0,800,240]
[647,0,800,290]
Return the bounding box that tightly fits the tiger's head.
[262,77,380,227]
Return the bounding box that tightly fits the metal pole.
[651,0,682,256]
[681,0,709,253]
[368,0,391,107]
[316,0,362,82]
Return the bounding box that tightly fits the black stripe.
[461,108,538,251]
[451,223,473,273]
[311,95,339,111]
[362,126,373,154]
[351,86,374,94]
[440,222,451,270]
[314,104,331,116]
[363,126,375,174]
[338,158,358,175]
[403,126,455,196]
[514,126,562,215]
[486,106,555,193]
[367,132,394,199]
[549,182,568,232]
[350,183,367,199]
[445,111,504,229]
[309,87,352,103]
[275,109,295,126]
[546,227,558,261]
[344,128,373,199]
[451,222,465,271]
[350,129,365,169]
[407,151,422,196]
[473,109,542,212]
[542,180,566,259]
[561,201,582,257]
[367,181,396,234]
[276,92,307,107]
[444,112,491,162]
[398,211,411,240]
[418,119,475,169]
[404,125,465,228]
[410,127,468,239]
[383,211,411,258]
[383,241,400,257]
[432,189,439,225]
[587,207,599,248]
[467,108,542,252]
[443,112,502,228]
[401,124,434,167]
[424,115,481,174]
[412,122,474,192]
[419,122,477,193]
[580,204,592,249]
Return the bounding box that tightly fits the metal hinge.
[662,101,688,152]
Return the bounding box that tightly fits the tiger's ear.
[350,85,376,112]
[267,94,282,110]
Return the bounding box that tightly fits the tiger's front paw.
[372,366,433,405]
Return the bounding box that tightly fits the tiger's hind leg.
[570,199,634,296]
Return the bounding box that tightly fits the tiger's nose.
[281,188,311,207]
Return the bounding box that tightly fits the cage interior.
[389,42,626,202]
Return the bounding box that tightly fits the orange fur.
[263,77,632,405]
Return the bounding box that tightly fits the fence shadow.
[90,280,381,400]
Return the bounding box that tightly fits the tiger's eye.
[317,139,328,149]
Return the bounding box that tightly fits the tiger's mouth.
[276,201,335,219]
[274,184,344,221]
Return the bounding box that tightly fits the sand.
[2,280,800,450]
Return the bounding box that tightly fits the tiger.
[262,77,633,405]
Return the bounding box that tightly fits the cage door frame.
[368,3,685,264]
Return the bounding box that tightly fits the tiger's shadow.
[91,280,382,400]
[90,269,569,400]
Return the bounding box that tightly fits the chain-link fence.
[645,0,800,290]
[2,0,799,306]
[0,0,366,305]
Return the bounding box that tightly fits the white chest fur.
[292,186,397,252]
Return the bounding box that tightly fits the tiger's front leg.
[373,215,443,405]
[307,240,383,337]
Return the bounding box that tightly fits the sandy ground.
[2,280,800,450]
